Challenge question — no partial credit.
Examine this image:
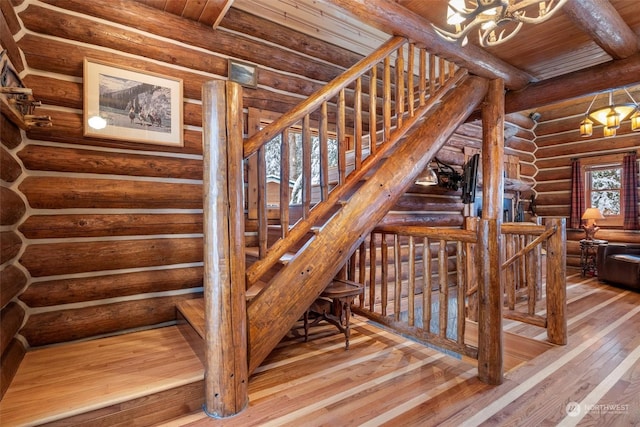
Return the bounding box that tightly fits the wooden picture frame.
[83,58,183,147]
[228,59,257,88]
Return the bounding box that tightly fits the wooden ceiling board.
[164,0,188,16]
[181,0,208,20]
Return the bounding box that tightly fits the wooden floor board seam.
[556,343,640,426]
[453,304,640,426]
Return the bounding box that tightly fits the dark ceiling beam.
[318,0,532,90]
[505,53,640,113]
[562,0,639,60]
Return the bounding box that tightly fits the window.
[583,156,625,227]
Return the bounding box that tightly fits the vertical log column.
[545,217,567,345]
[202,81,248,417]
[478,78,505,385]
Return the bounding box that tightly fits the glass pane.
[591,168,621,190]
[591,190,620,215]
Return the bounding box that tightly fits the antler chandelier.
[433,0,567,47]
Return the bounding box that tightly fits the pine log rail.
[349,224,479,360]
[244,35,465,288]
[498,218,567,344]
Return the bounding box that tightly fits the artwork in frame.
[228,59,257,88]
[83,58,183,147]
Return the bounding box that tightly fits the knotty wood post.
[478,78,505,385]
[545,217,567,345]
[202,80,248,417]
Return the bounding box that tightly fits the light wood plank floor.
[2,269,639,426]
[163,269,640,426]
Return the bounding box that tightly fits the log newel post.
[478,78,505,385]
[545,217,567,345]
[202,80,248,418]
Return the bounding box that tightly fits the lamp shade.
[415,167,439,186]
[581,208,604,220]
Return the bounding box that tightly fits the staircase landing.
[0,326,204,426]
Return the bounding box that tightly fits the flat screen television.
[461,154,479,204]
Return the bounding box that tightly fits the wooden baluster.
[457,241,465,346]
[257,145,267,257]
[280,130,290,237]
[465,217,479,322]
[369,66,377,155]
[438,239,448,338]
[423,237,432,332]
[429,53,436,97]
[302,114,311,219]
[407,43,415,118]
[394,233,402,321]
[448,61,456,82]
[354,77,362,171]
[338,89,346,185]
[526,234,537,315]
[408,235,415,327]
[383,57,391,143]
[419,48,426,107]
[381,232,388,316]
[348,245,357,280]
[369,232,377,311]
[358,240,366,308]
[439,57,446,88]
[395,47,405,128]
[506,234,515,310]
[319,102,329,202]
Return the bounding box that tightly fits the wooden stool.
[304,278,363,349]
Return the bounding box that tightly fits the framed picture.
[228,59,257,88]
[83,58,183,147]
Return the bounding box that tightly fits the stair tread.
[245,246,297,264]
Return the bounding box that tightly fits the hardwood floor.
[163,269,640,426]
[2,269,639,426]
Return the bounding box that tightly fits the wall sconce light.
[415,165,439,186]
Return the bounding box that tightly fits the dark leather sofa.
[597,243,640,290]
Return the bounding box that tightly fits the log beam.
[319,0,531,90]
[506,53,640,113]
[562,0,639,60]
[478,79,505,385]
[247,75,489,373]
[201,81,248,417]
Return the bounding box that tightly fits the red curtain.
[569,158,584,229]
[623,152,639,230]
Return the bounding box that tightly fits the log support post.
[202,81,248,417]
[478,78,505,385]
[545,217,567,345]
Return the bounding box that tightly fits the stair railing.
[244,35,465,289]
[498,217,567,344]
[347,223,480,360]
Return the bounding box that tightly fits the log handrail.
[374,225,477,243]
[501,224,557,270]
[243,36,406,159]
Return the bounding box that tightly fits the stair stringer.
[247,75,489,373]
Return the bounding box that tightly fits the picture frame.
[228,59,257,88]
[83,58,183,147]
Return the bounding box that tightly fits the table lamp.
[581,207,604,240]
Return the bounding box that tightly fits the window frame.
[581,154,625,228]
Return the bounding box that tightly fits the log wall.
[3,0,370,355]
[532,96,640,267]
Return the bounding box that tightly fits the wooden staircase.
[179,77,489,377]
